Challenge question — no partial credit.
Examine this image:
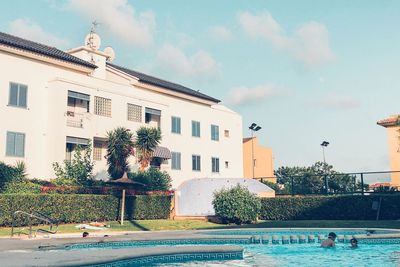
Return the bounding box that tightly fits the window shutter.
[19,85,27,107]
[6,132,15,156]
[9,83,18,106]
[15,133,25,157]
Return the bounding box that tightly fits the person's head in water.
[82,231,89,238]
[328,232,337,240]
[350,238,358,248]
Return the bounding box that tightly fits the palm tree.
[106,127,134,179]
[135,127,161,171]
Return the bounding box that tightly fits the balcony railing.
[66,111,84,128]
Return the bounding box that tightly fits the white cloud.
[227,85,286,106]
[155,44,221,81]
[68,0,155,48]
[310,95,361,110]
[208,26,233,41]
[238,11,335,66]
[9,19,69,48]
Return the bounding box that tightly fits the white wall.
[0,49,243,188]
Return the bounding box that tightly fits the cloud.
[68,0,155,48]
[238,11,335,66]
[9,19,69,48]
[309,95,361,110]
[227,85,287,106]
[155,44,221,81]
[208,26,233,41]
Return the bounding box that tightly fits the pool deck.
[1,228,400,266]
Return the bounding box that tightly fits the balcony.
[66,111,84,128]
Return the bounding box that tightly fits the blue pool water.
[156,243,400,267]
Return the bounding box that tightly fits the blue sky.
[1,0,399,181]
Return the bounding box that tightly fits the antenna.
[85,21,101,50]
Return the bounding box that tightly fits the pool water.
[156,243,400,267]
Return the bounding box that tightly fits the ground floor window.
[65,136,89,160]
[212,157,220,173]
[171,152,181,170]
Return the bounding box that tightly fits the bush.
[52,144,94,186]
[2,180,41,194]
[260,195,400,220]
[213,184,261,225]
[128,168,172,191]
[125,195,172,220]
[0,162,23,191]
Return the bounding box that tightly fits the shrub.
[2,180,41,194]
[52,143,94,186]
[0,162,23,191]
[260,195,400,220]
[128,168,172,191]
[213,184,261,225]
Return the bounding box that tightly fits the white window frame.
[171,152,181,170]
[171,116,181,134]
[8,82,28,108]
[192,154,201,171]
[192,121,200,137]
[211,125,219,141]
[6,131,25,157]
[212,157,220,173]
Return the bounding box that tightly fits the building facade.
[242,137,274,181]
[377,115,400,186]
[0,31,243,188]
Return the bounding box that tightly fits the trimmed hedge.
[260,195,400,220]
[125,195,172,220]
[0,194,172,226]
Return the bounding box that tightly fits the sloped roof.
[0,31,97,69]
[108,63,220,103]
[377,115,400,127]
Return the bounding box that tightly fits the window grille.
[94,96,111,117]
[127,103,142,122]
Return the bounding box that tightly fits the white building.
[0,31,243,188]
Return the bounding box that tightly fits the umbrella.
[107,173,145,225]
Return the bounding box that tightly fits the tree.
[134,127,161,171]
[53,143,94,186]
[106,127,134,179]
[274,162,359,195]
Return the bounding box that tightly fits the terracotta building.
[242,137,275,181]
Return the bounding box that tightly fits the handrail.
[11,211,58,238]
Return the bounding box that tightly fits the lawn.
[1,220,399,237]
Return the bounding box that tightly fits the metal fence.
[254,171,400,196]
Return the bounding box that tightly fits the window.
[8,82,27,108]
[171,116,181,134]
[192,155,201,171]
[171,152,181,170]
[145,107,161,128]
[212,157,220,173]
[211,125,219,141]
[65,136,89,160]
[127,103,142,122]
[94,96,111,117]
[224,130,230,137]
[93,138,107,161]
[192,121,200,137]
[6,131,25,157]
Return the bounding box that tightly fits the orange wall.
[386,127,400,185]
[243,137,274,180]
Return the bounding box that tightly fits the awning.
[145,107,161,116]
[66,136,89,145]
[68,90,90,101]
[152,146,171,159]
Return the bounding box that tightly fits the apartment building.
[0,31,243,188]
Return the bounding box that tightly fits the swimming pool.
[61,229,400,266]
[155,243,400,267]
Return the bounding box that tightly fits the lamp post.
[249,123,262,178]
[320,141,329,194]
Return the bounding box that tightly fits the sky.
[1,0,399,182]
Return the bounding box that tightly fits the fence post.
[291,176,294,196]
[360,173,364,195]
[324,175,328,195]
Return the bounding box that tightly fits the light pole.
[249,123,262,178]
[320,141,329,194]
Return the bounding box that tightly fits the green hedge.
[0,194,172,226]
[260,195,400,220]
[125,195,172,220]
